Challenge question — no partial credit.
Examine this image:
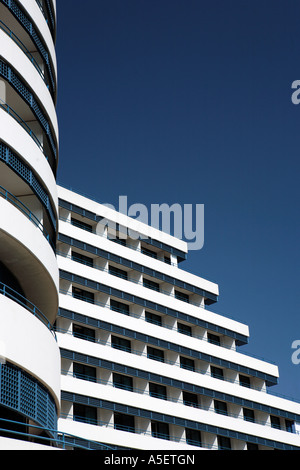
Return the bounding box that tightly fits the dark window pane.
[71,251,94,267]
[149,383,167,400]
[110,299,130,315]
[151,421,169,440]
[177,323,192,336]
[145,311,162,326]
[217,436,231,450]
[111,335,131,353]
[113,373,133,392]
[207,333,221,346]
[186,429,202,447]
[175,290,189,303]
[285,420,294,433]
[180,356,195,371]
[72,286,94,304]
[270,416,281,430]
[211,366,224,380]
[243,408,255,423]
[143,278,160,292]
[247,443,259,450]
[73,404,97,425]
[73,362,96,382]
[182,391,198,408]
[147,346,164,362]
[214,400,228,416]
[114,413,135,433]
[71,218,93,233]
[109,265,128,280]
[141,246,157,259]
[73,324,95,342]
[111,235,126,246]
[239,374,251,388]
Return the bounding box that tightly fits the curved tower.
[0,0,60,447]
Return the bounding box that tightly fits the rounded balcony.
[0,195,59,323]
[0,295,60,443]
[0,1,57,103]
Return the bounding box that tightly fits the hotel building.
[55,185,300,450]
[0,0,300,451]
[0,0,60,448]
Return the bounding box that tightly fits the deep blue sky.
[56,0,300,400]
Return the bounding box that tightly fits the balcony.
[0,75,57,173]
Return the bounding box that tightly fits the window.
[239,374,251,388]
[207,333,221,346]
[113,373,133,392]
[214,400,228,416]
[109,265,128,280]
[73,404,97,425]
[72,286,94,304]
[180,356,195,372]
[243,408,255,423]
[145,311,162,326]
[151,421,169,440]
[111,235,126,246]
[73,324,95,342]
[182,391,198,408]
[114,413,135,433]
[71,251,94,267]
[147,346,164,363]
[211,366,224,380]
[111,336,131,353]
[149,383,167,400]
[164,256,171,264]
[110,299,129,315]
[217,435,231,450]
[270,415,281,430]
[175,290,189,303]
[186,429,202,447]
[73,363,96,382]
[141,246,157,259]
[143,278,160,292]
[246,442,259,450]
[285,419,294,433]
[177,322,192,336]
[71,217,93,233]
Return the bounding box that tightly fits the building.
[0,0,60,448]
[55,185,300,450]
[0,0,300,452]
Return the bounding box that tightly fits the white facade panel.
[0,296,60,408]
[18,0,57,77]
[0,28,58,138]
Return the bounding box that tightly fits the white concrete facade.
[0,0,60,447]
[55,186,300,450]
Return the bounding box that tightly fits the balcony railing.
[56,256,276,365]
[0,417,115,450]
[0,185,55,251]
[35,0,55,38]
[60,368,299,438]
[57,321,300,404]
[0,19,48,87]
[60,412,206,448]
[1,0,56,95]
[0,282,56,339]
[0,98,48,160]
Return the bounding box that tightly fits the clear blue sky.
[56,0,300,400]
